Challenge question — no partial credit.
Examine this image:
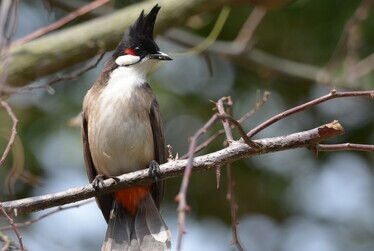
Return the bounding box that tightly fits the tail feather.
[102,195,171,251]
[135,196,171,250]
[102,202,134,251]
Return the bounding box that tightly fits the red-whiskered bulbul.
[81,4,172,250]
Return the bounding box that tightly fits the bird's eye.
[134,47,141,52]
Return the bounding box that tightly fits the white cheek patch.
[115,54,141,66]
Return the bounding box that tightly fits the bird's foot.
[148,160,161,183]
[92,174,106,191]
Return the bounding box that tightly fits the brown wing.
[82,112,113,222]
[149,99,166,209]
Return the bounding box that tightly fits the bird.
[81,4,172,250]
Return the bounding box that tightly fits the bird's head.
[113,4,172,69]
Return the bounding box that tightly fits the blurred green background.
[0,0,373,250]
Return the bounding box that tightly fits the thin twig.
[215,97,233,191]
[216,97,259,148]
[175,114,220,251]
[247,90,374,138]
[353,52,374,79]
[0,199,93,231]
[322,0,374,83]
[318,143,374,152]
[226,163,245,251]
[238,91,271,124]
[11,0,111,47]
[180,91,270,159]
[219,114,260,149]
[2,51,105,95]
[0,203,24,250]
[0,231,19,251]
[216,97,234,141]
[233,6,267,52]
[217,97,246,251]
[0,99,18,167]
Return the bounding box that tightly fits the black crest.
[129,4,160,42]
[113,4,161,58]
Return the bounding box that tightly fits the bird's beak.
[149,51,172,61]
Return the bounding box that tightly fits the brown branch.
[318,143,374,152]
[0,203,24,250]
[1,121,344,215]
[247,90,374,138]
[0,99,18,167]
[11,0,111,47]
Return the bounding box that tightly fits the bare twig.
[318,143,374,152]
[216,97,246,250]
[353,52,374,79]
[2,51,105,95]
[180,91,270,159]
[344,0,373,79]
[216,97,260,149]
[233,6,267,52]
[0,99,18,167]
[226,163,245,251]
[219,113,260,149]
[11,0,111,47]
[0,199,93,231]
[216,97,234,141]
[0,203,24,250]
[175,114,220,251]
[238,90,271,124]
[323,0,374,83]
[247,90,374,138]
[0,231,19,251]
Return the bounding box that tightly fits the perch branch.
[1,121,345,215]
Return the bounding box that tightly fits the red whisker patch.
[125,48,136,56]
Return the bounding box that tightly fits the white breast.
[87,66,154,176]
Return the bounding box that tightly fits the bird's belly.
[89,100,154,177]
